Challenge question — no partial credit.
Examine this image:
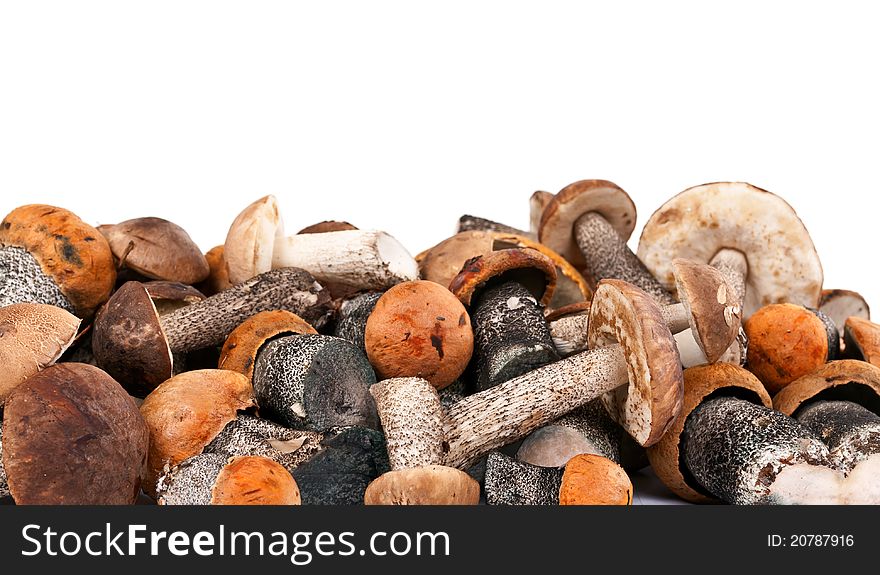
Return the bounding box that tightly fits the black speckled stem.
[795,400,880,474]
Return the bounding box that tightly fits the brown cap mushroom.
[296,220,358,234]
[774,360,880,417]
[558,453,633,505]
[637,182,824,318]
[365,280,474,390]
[197,245,233,296]
[0,303,80,405]
[363,465,480,505]
[843,316,880,367]
[0,204,116,317]
[1,363,148,504]
[139,369,255,497]
[100,217,210,284]
[449,248,557,308]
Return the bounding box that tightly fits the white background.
[2,1,877,505]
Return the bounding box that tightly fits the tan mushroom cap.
[144,281,206,315]
[844,316,880,367]
[2,363,149,504]
[211,456,301,505]
[140,369,255,497]
[0,204,116,317]
[587,279,683,447]
[101,217,210,284]
[448,248,558,308]
[637,182,824,319]
[745,303,829,395]
[297,220,358,234]
[558,454,633,505]
[774,360,880,417]
[198,245,233,296]
[363,465,480,505]
[538,180,637,269]
[672,258,742,363]
[365,281,474,390]
[417,230,591,310]
[646,363,772,504]
[219,310,318,383]
[0,303,80,405]
[224,195,283,285]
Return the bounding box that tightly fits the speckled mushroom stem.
[160,267,330,353]
[682,397,831,505]
[484,451,562,505]
[709,248,747,306]
[574,212,676,305]
[517,400,622,466]
[0,246,74,313]
[0,425,8,499]
[794,400,880,474]
[444,345,628,469]
[457,215,533,239]
[332,291,382,354]
[470,281,559,391]
[370,377,446,470]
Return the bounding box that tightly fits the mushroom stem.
[0,425,8,498]
[0,246,74,313]
[794,400,880,474]
[444,345,627,469]
[682,397,832,504]
[271,230,418,293]
[517,400,622,466]
[574,212,676,305]
[709,248,748,305]
[160,267,330,353]
[332,291,382,354]
[457,215,532,238]
[370,378,446,470]
[484,451,562,505]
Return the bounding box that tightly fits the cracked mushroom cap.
[224,195,283,285]
[672,258,742,363]
[587,279,684,447]
[219,310,318,383]
[538,180,637,269]
[100,217,210,284]
[449,248,557,308]
[365,281,474,390]
[0,204,116,318]
[1,363,149,504]
[417,230,591,310]
[140,369,255,498]
[774,360,880,418]
[363,465,480,505]
[637,182,823,318]
[844,316,880,367]
[646,363,772,504]
[0,303,80,405]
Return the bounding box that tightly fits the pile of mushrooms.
[1,181,878,506]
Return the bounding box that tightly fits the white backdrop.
[2,1,878,309]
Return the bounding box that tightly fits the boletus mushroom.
[843,316,880,366]
[819,289,869,351]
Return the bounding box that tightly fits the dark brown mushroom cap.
[0,204,116,317]
[646,363,772,504]
[774,360,880,417]
[538,180,637,269]
[672,258,742,363]
[363,465,480,505]
[365,280,474,390]
[296,221,358,234]
[449,248,558,308]
[101,217,210,284]
[144,281,206,315]
[844,316,880,367]
[745,303,830,395]
[2,363,148,504]
[587,279,683,447]
[218,310,318,383]
[92,280,172,397]
[211,456,301,505]
[558,454,633,505]
[140,369,255,498]
[0,303,81,405]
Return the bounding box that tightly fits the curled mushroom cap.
[844,316,880,367]
[140,369,255,497]
[449,248,558,308]
[0,204,116,317]
[100,217,210,284]
[2,363,148,504]
[538,179,637,269]
[774,360,880,417]
[0,303,80,405]
[363,465,480,505]
[637,182,823,318]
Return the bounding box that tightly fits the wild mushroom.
[646,363,845,505]
[774,360,880,474]
[196,245,233,296]
[529,190,554,237]
[332,291,383,354]
[744,303,839,395]
[637,182,824,319]
[1,363,149,504]
[539,179,675,305]
[0,204,116,317]
[819,289,869,352]
[449,248,559,391]
[516,400,622,467]
[456,214,531,238]
[92,267,331,396]
[417,230,592,310]
[364,465,480,505]
[296,220,358,234]
[0,303,80,405]
[843,316,880,366]
[99,217,210,285]
[224,195,418,294]
[365,280,474,390]
[157,454,301,505]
